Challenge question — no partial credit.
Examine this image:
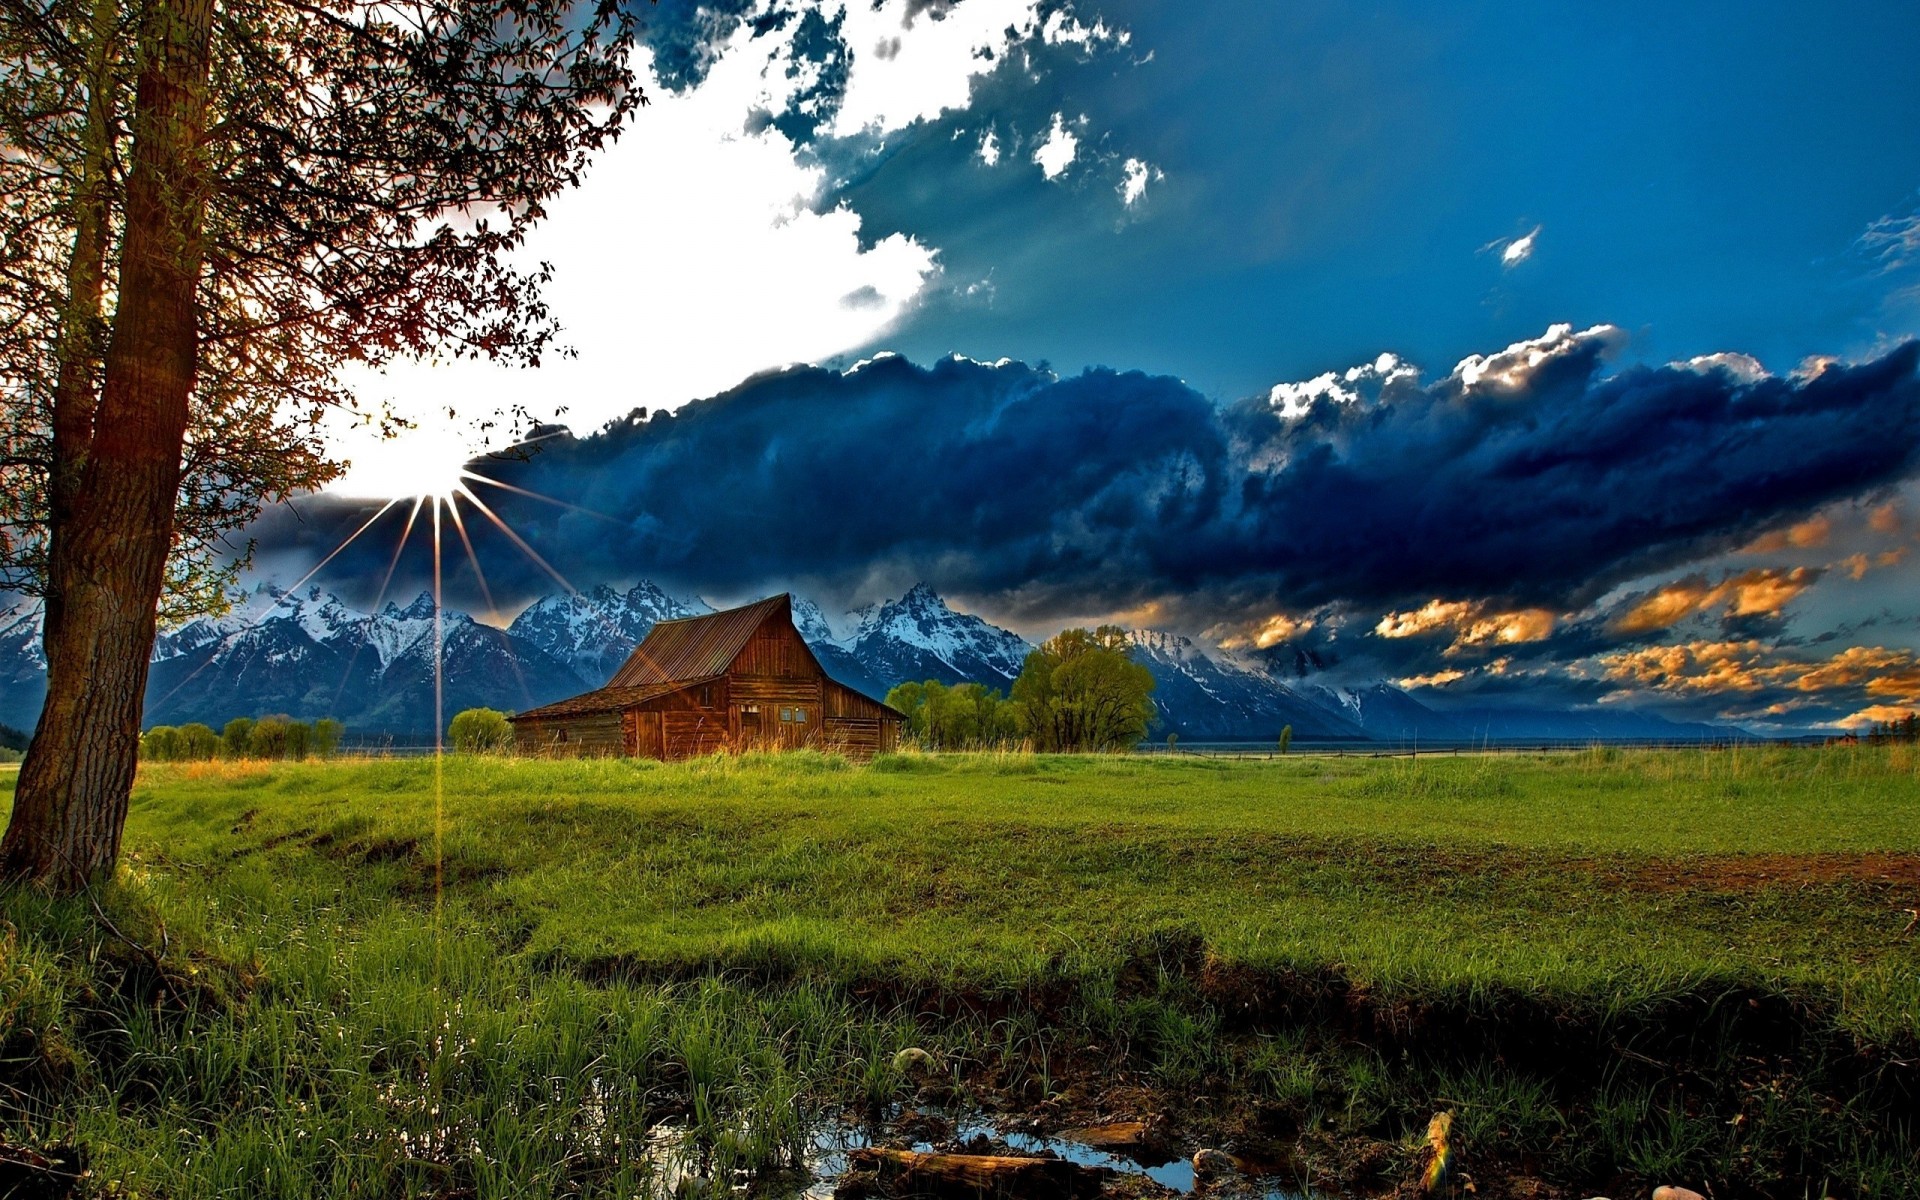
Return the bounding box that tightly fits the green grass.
[3,746,1918,1196]
[106,746,1920,1032]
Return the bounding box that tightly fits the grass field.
[3,747,1917,1197]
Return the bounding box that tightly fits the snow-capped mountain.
[1126,630,1367,740]
[839,583,1033,690]
[0,576,1748,742]
[0,601,49,731]
[507,582,709,682]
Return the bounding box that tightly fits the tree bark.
[43,0,122,654]
[2,0,214,893]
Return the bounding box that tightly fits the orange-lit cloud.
[1742,513,1835,554]
[1611,567,1818,634]
[1374,599,1555,652]
[1397,668,1467,689]
[1206,611,1317,650]
[1601,640,1768,693]
[1600,641,1920,706]
[1869,502,1903,535]
[1836,705,1920,729]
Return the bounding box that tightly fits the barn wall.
[512,712,624,757]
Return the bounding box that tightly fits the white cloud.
[321,1,1142,499]
[1041,9,1130,50]
[1450,322,1624,391]
[829,0,1056,137]
[1033,112,1080,180]
[1858,203,1920,274]
[978,128,1000,167]
[1676,352,1768,383]
[1499,224,1541,267]
[1266,351,1418,418]
[328,23,942,497]
[1118,157,1161,207]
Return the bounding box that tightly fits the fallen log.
[840,1147,1111,1199]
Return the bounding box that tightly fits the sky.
[254,0,1920,734]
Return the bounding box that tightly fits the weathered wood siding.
[512,711,624,757]
[514,597,902,763]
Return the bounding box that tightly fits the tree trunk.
[42,0,122,656]
[2,0,214,893]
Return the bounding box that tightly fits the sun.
[327,424,477,502]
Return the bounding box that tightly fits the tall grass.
[2,747,1916,1194]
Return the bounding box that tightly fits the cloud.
[1857,198,1920,275]
[1118,157,1160,207]
[1374,600,1556,652]
[978,128,1000,166]
[270,333,1920,639]
[1033,112,1080,180]
[1610,567,1821,634]
[1449,322,1625,390]
[1482,224,1541,268]
[322,0,1144,495]
[1595,639,1920,725]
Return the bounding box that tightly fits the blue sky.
[271,0,1920,733]
[842,0,1920,394]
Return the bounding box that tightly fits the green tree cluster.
[883,681,1020,749]
[448,708,512,754]
[1009,626,1156,752]
[141,715,342,761]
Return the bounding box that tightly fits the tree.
[219,716,254,759]
[248,715,292,759]
[1166,732,1179,755]
[139,725,183,761]
[311,718,344,759]
[448,707,510,754]
[177,721,218,760]
[1278,725,1293,755]
[1010,627,1156,752]
[1,0,643,891]
[885,680,1018,750]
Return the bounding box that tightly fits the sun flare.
[328,424,478,502]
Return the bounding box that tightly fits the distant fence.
[1140,738,1779,760]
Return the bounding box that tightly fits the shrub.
[178,723,220,761]
[449,707,512,753]
[313,718,344,758]
[249,716,293,759]
[221,716,256,759]
[140,726,184,762]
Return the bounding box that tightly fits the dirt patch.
[1613,850,1920,895]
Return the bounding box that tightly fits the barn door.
[739,705,762,749]
[631,711,663,760]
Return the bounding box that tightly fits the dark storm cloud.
[268,340,1920,626]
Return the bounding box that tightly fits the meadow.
[2,746,1917,1198]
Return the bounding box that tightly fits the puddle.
[793,1114,1311,1199]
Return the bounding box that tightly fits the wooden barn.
[507,594,903,761]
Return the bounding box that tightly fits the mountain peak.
[384,591,437,621]
[898,581,946,609]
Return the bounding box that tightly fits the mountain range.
[0,582,1744,743]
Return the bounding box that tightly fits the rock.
[892,1047,938,1075]
[1192,1147,1240,1179]
[1651,1190,1706,1200]
[1423,1111,1455,1194]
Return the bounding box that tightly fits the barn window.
[794,707,807,723]
[743,705,759,715]
[555,728,570,743]
[779,707,792,722]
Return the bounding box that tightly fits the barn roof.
[606,593,797,687]
[510,678,715,722]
